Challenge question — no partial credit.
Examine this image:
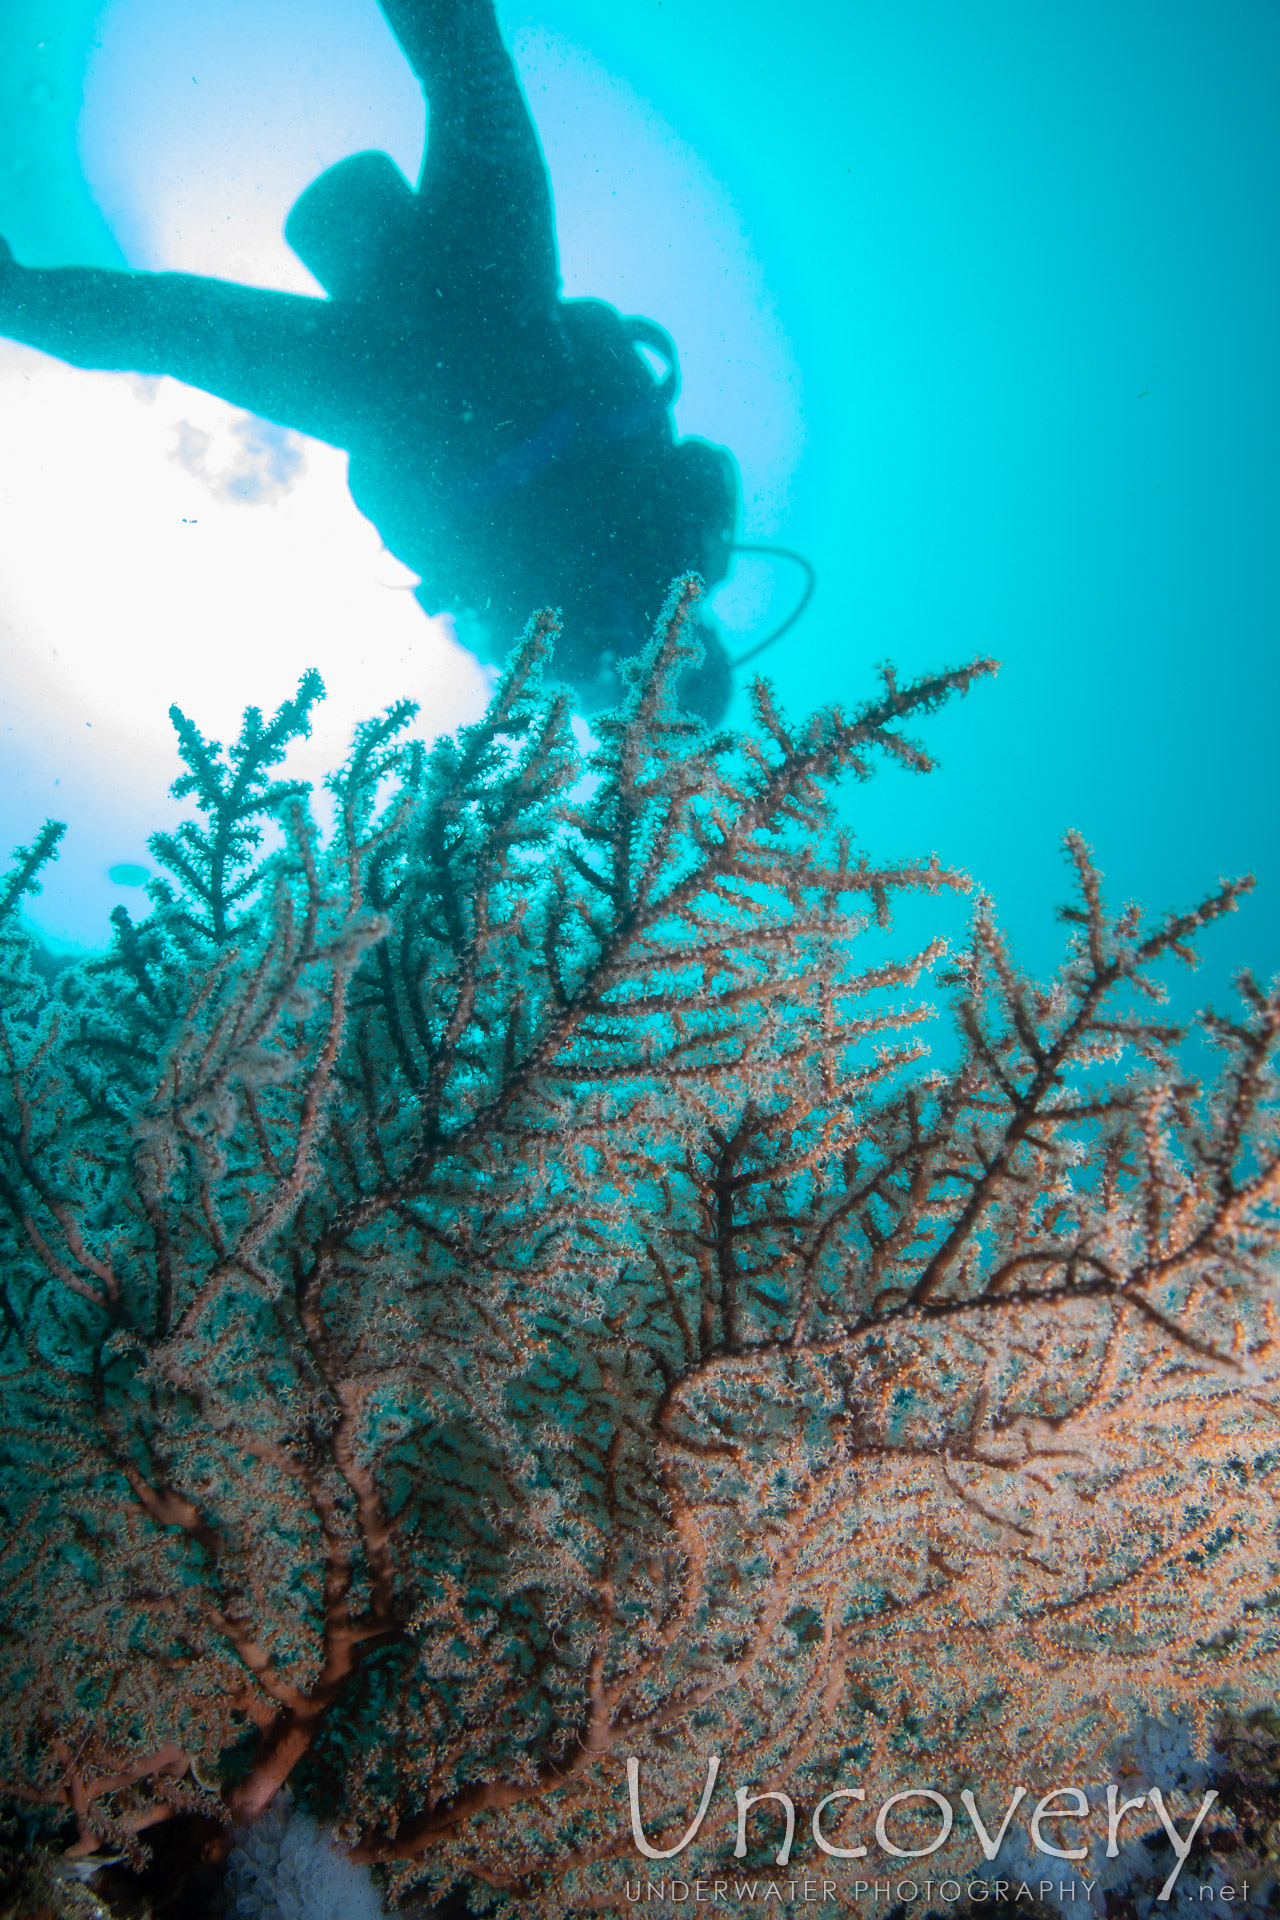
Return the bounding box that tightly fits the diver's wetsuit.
[0,0,739,720]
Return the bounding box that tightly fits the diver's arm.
[0,249,350,447]
[377,0,560,309]
[376,0,458,89]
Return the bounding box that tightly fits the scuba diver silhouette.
[0,0,744,720]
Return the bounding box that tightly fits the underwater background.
[1,0,1276,1013]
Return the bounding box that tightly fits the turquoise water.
[1,0,1276,1011]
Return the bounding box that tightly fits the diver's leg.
[379,0,559,314]
[0,251,351,446]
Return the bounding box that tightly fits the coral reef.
[1,581,1278,1915]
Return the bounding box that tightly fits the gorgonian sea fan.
[0,580,1277,1913]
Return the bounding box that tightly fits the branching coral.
[0,582,1277,1914]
